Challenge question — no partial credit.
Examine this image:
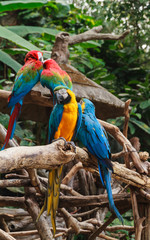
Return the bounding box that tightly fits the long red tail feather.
[2,103,21,149]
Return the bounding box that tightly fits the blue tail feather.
[102,166,123,224]
[97,161,105,187]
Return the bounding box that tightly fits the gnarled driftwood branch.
[0,139,76,173]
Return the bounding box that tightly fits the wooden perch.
[0,141,149,188]
[75,147,150,188]
[0,139,76,173]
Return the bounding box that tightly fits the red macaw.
[1,50,43,150]
[40,59,72,97]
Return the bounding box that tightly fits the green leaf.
[0,113,9,128]
[81,59,93,69]
[0,79,5,84]
[54,3,70,18]
[130,118,150,134]
[140,100,150,109]
[0,26,41,51]
[128,122,135,135]
[80,40,102,48]
[0,50,22,72]
[7,25,60,37]
[7,187,24,194]
[0,0,48,13]
[135,113,142,119]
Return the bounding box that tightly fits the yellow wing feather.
[51,165,63,236]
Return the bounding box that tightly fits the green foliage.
[0,50,22,73]
[0,113,36,148]
[0,25,40,51]
[0,0,48,13]
[6,26,60,38]
[105,210,134,239]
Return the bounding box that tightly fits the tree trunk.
[139,201,150,240]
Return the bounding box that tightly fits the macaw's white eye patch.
[38,52,43,61]
[57,89,68,99]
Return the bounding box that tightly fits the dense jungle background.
[0,0,150,239]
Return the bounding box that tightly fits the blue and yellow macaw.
[1,50,43,150]
[37,86,82,235]
[40,59,72,97]
[76,98,123,224]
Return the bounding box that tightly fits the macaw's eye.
[58,89,67,95]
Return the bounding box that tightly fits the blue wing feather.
[48,104,64,143]
[78,113,112,170]
[77,98,123,223]
[72,103,82,141]
[8,63,41,107]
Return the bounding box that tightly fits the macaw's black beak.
[55,92,64,104]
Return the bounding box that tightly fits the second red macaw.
[40,59,72,97]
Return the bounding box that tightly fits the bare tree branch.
[99,120,145,174]
[62,162,83,185]
[0,229,16,240]
[69,27,130,44]
[123,99,145,240]
[25,195,53,240]
[88,214,116,240]
[61,184,83,197]
[27,169,46,195]
[0,196,26,209]
[98,234,118,240]
[59,193,130,208]
[0,179,31,188]
[10,230,38,237]
[51,26,130,64]
[72,207,99,218]
[60,208,80,234]
[0,139,76,173]
[0,124,18,148]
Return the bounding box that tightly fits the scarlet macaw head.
[24,50,43,62]
[43,59,61,70]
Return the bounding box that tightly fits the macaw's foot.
[63,140,76,153]
[67,141,76,153]
[52,137,67,145]
[52,138,76,153]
